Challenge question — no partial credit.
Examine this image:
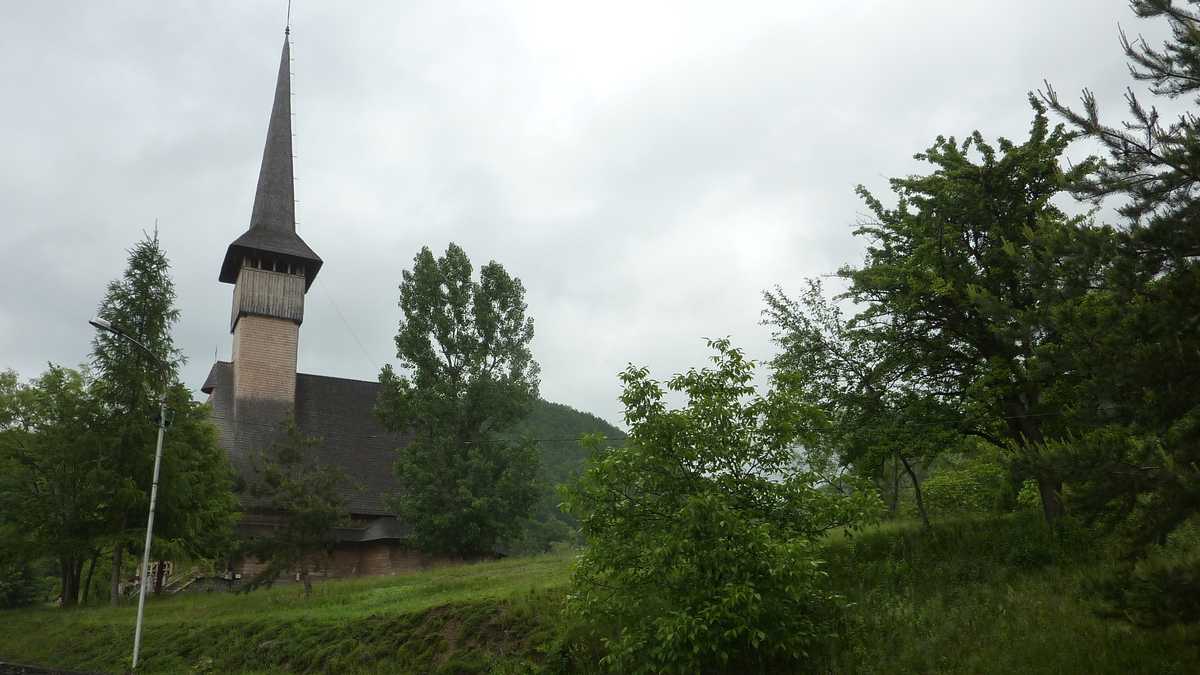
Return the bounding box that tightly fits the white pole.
[131,393,167,670]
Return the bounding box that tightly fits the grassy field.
[821,514,1200,673]
[0,552,574,674]
[2,516,1197,674]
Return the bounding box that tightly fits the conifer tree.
[1041,0,1200,550]
[90,231,236,603]
[240,419,348,596]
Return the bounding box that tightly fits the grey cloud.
[0,0,1172,427]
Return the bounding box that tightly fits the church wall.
[231,265,305,330]
[232,314,298,410]
[233,541,460,582]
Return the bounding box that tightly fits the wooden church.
[201,30,441,578]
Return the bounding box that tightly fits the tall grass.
[822,513,1200,674]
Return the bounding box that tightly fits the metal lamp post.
[89,317,168,671]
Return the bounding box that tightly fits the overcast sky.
[0,1,1174,428]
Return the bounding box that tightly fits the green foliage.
[920,455,1007,516]
[0,557,46,609]
[78,232,237,604]
[90,232,184,540]
[378,243,540,557]
[4,520,1200,673]
[503,399,626,555]
[0,366,112,606]
[1,355,235,609]
[1040,2,1200,566]
[564,339,880,673]
[762,104,1108,528]
[1095,546,1200,628]
[823,515,1199,674]
[840,103,1107,526]
[146,386,238,566]
[0,551,572,674]
[764,279,960,529]
[767,104,1107,527]
[240,419,350,594]
[1017,479,1043,511]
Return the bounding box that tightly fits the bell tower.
[219,29,322,420]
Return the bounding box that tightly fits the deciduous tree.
[776,106,1103,525]
[0,367,109,607]
[377,243,540,557]
[563,340,879,673]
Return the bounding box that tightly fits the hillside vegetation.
[2,514,1196,674]
[0,552,573,674]
[506,399,626,553]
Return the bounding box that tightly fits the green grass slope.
[823,514,1200,673]
[4,515,1196,674]
[0,552,573,675]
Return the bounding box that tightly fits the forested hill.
[506,399,626,553]
[520,399,625,480]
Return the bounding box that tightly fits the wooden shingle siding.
[232,314,298,407]
[231,265,305,331]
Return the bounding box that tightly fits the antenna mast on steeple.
[285,0,292,35]
[217,0,322,289]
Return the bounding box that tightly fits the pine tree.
[1040,0,1200,550]
[240,419,349,596]
[90,231,236,604]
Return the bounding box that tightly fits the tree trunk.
[1036,474,1065,525]
[81,550,99,605]
[154,559,166,595]
[900,454,930,530]
[60,557,81,608]
[109,540,123,606]
[1005,398,1063,525]
[890,453,901,515]
[59,560,73,608]
[301,568,312,598]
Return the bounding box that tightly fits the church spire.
[249,33,295,237]
[219,30,322,289]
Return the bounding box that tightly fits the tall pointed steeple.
[217,28,320,417]
[219,30,322,289]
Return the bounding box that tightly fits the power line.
[322,291,382,373]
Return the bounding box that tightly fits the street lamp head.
[89,317,115,333]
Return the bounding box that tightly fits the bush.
[1093,515,1200,627]
[1016,479,1042,511]
[563,340,880,673]
[0,560,44,609]
[921,459,1007,515]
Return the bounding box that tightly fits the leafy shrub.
[0,560,44,609]
[563,340,880,673]
[922,459,1006,515]
[1016,479,1041,511]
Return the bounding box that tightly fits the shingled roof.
[218,33,322,288]
[203,361,409,516]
